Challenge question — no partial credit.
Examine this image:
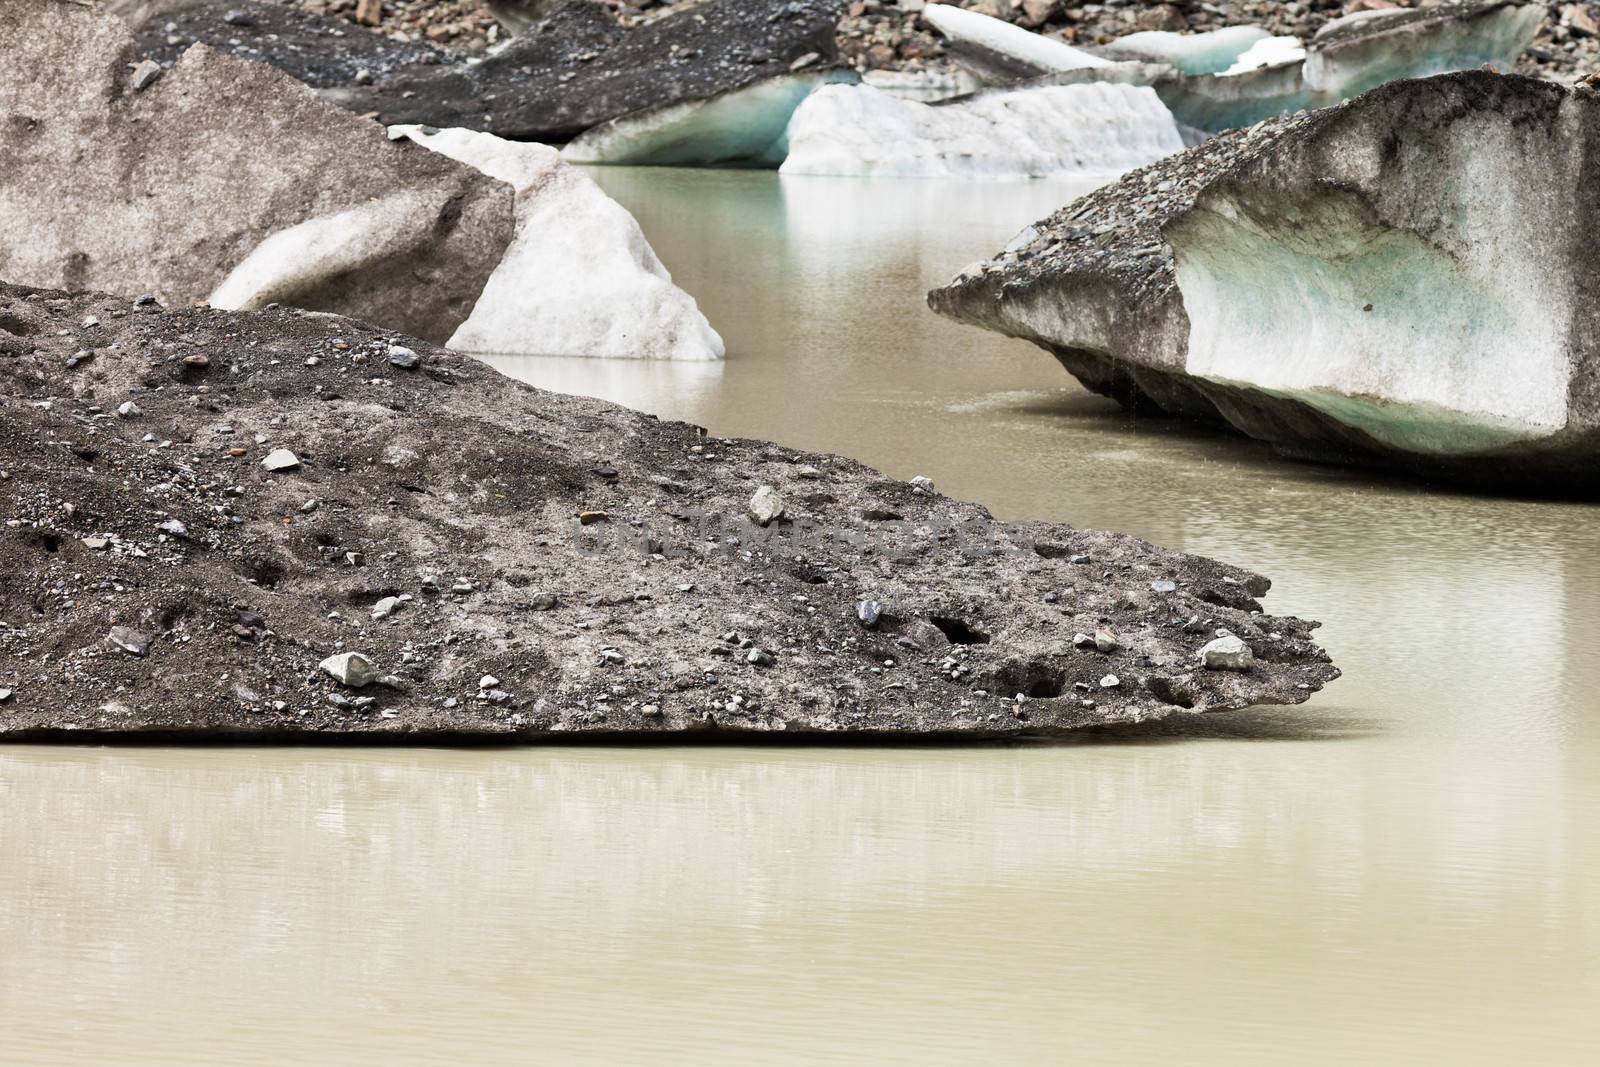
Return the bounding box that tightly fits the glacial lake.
[4,168,1599,1064]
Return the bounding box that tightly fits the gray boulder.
[929,72,1600,487]
[1,0,514,345]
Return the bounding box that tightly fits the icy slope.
[779,81,1184,180]
[395,126,724,361]
[928,73,1600,484]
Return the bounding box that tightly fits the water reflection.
[2,739,1596,1064]
[476,352,725,415]
[4,168,1599,1064]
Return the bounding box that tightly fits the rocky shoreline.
[0,284,1337,740]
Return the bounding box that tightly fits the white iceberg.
[922,3,1112,81]
[779,81,1184,180]
[1218,35,1307,76]
[392,125,724,360]
[561,71,859,168]
[1097,26,1271,75]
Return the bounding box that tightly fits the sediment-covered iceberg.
[394,126,723,360]
[562,70,859,168]
[1157,0,1542,130]
[0,283,1339,739]
[922,3,1111,81]
[928,2,1541,133]
[1,0,512,344]
[779,81,1184,180]
[117,0,847,145]
[326,0,848,143]
[928,72,1600,485]
[3,0,719,361]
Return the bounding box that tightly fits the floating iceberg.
[922,3,1111,81]
[395,126,724,360]
[780,81,1184,180]
[563,70,859,168]
[929,2,1541,133]
[928,72,1600,485]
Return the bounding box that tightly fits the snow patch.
[392,125,724,360]
[779,81,1183,180]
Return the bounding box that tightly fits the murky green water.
[3,169,1598,1064]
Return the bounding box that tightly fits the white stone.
[371,596,403,620]
[748,485,785,527]
[261,448,300,471]
[781,82,1184,180]
[391,125,724,361]
[116,400,141,418]
[1198,636,1254,671]
[320,652,381,688]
